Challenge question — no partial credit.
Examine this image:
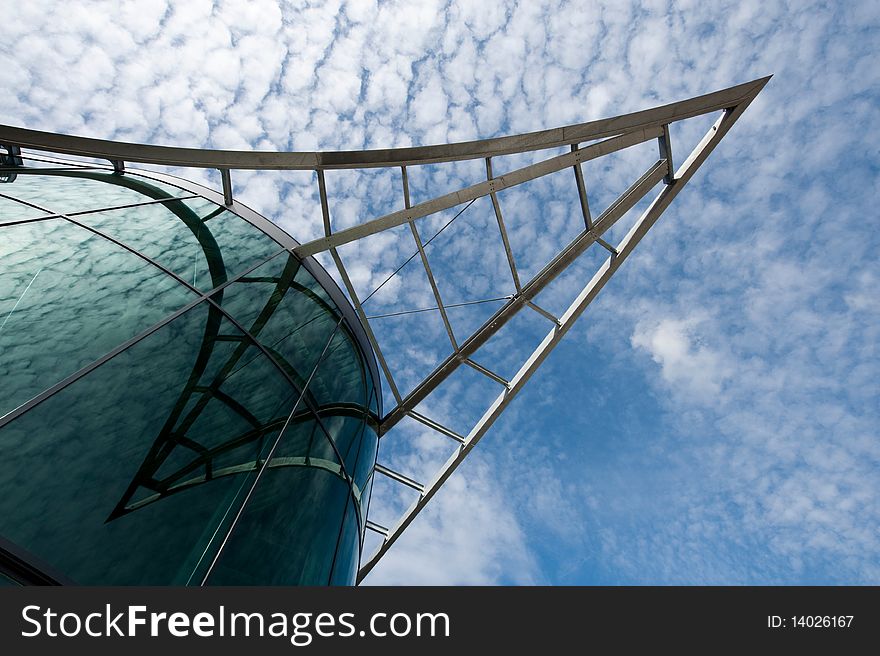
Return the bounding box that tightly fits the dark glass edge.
[0,535,76,586]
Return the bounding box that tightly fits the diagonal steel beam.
[571,144,593,230]
[402,166,459,351]
[486,157,522,293]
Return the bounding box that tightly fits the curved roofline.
[0,77,769,170]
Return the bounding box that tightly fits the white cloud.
[364,458,539,585]
[631,315,732,399]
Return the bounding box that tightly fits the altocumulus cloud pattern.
[2,0,879,584]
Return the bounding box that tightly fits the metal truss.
[0,76,770,584]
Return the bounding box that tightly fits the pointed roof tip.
[747,74,773,94]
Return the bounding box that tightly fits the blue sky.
[3,0,879,584]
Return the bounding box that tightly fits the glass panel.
[353,423,379,492]
[205,467,351,585]
[329,497,360,585]
[214,254,341,386]
[0,196,54,224]
[73,201,283,292]
[0,218,194,418]
[318,413,367,477]
[308,324,369,408]
[370,385,380,415]
[0,302,299,584]
[0,170,191,215]
[8,153,96,168]
[272,413,341,466]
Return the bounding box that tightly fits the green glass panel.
[0,170,190,215]
[73,201,283,292]
[0,302,299,584]
[272,415,340,465]
[0,170,378,586]
[329,497,360,585]
[214,254,340,385]
[308,324,369,408]
[205,467,351,585]
[353,423,378,492]
[8,155,96,168]
[370,386,380,415]
[319,413,367,477]
[0,218,194,418]
[0,196,52,224]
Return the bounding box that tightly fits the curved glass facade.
[0,166,379,585]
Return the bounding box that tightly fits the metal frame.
[0,76,770,584]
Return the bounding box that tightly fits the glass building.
[0,79,767,586]
[0,159,380,585]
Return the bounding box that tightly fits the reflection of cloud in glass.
[0,171,378,585]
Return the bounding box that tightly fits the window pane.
[205,467,350,585]
[72,201,283,292]
[308,324,369,409]
[0,218,194,418]
[0,196,52,224]
[0,302,298,584]
[329,497,360,585]
[272,414,342,466]
[353,423,378,492]
[318,413,368,478]
[0,571,20,586]
[213,254,340,385]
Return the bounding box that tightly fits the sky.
[3,0,879,584]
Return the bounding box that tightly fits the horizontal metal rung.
[374,462,425,493]
[595,236,618,256]
[464,358,509,387]
[365,519,390,537]
[526,300,561,326]
[407,410,466,444]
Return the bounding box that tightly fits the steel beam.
[571,144,593,230]
[294,127,662,257]
[463,358,509,388]
[220,168,233,206]
[659,124,674,184]
[526,300,561,326]
[406,410,467,444]
[0,78,769,171]
[486,157,522,293]
[402,167,459,351]
[374,462,425,493]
